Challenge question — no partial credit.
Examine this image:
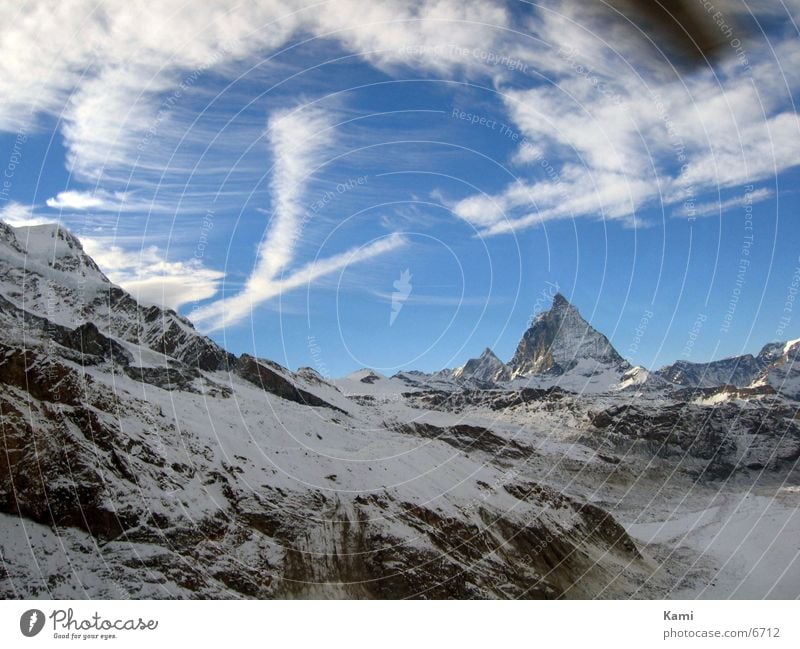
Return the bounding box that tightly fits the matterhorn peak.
[541,292,581,317]
[508,292,628,378]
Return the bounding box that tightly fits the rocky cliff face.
[507,293,628,378]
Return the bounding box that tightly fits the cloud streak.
[191,107,406,330]
[673,187,774,219]
[193,234,407,331]
[256,108,335,280]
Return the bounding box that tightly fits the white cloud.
[0,202,57,227]
[45,189,131,211]
[674,187,774,219]
[3,2,798,219]
[450,165,656,234]
[191,106,406,330]
[674,112,800,191]
[80,238,224,310]
[257,108,335,280]
[448,4,800,236]
[192,234,407,331]
[0,0,510,181]
[2,1,455,325]
[3,0,800,312]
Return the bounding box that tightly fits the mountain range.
[447,286,799,401]
[1,221,799,599]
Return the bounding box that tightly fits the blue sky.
[1,1,799,376]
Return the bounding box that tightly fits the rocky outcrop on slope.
[235,354,345,412]
[588,401,800,476]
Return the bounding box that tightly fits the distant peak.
[551,292,572,309]
[480,347,496,357]
[509,288,627,377]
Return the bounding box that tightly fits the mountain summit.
[507,293,628,378]
[452,347,510,382]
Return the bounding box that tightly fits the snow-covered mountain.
[453,347,510,382]
[657,353,764,389]
[0,222,232,371]
[657,338,800,399]
[748,339,800,399]
[2,222,800,599]
[0,223,649,598]
[508,293,630,378]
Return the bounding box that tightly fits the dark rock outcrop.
[235,354,346,413]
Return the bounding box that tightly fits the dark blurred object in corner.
[607,0,754,70]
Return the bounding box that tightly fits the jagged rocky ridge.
[656,339,800,399]
[1,222,799,599]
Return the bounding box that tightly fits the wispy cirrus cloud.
[371,291,504,307]
[448,2,800,236]
[3,0,800,336]
[191,106,406,330]
[0,0,510,184]
[192,235,408,330]
[0,0,503,325]
[255,108,336,280]
[673,187,774,219]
